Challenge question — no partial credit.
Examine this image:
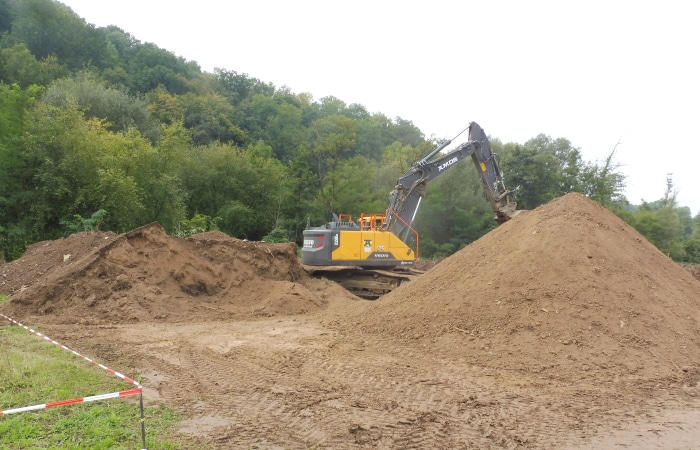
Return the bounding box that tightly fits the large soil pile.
[1,223,350,325]
[340,193,700,383]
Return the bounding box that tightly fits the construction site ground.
[2,193,700,449]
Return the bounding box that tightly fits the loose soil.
[2,193,700,449]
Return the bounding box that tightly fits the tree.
[0,0,18,34]
[5,0,115,70]
[91,168,145,232]
[125,42,197,94]
[265,101,307,161]
[176,91,239,145]
[692,213,700,240]
[380,141,426,174]
[282,146,323,241]
[632,200,685,259]
[662,173,679,208]
[502,135,581,209]
[42,72,157,139]
[616,174,697,262]
[0,82,41,260]
[501,133,626,210]
[317,96,348,117]
[389,117,424,147]
[180,141,289,240]
[138,122,192,232]
[684,239,700,263]
[579,142,627,206]
[311,115,357,217]
[0,43,67,87]
[353,116,388,160]
[214,69,275,105]
[23,100,188,235]
[99,26,138,86]
[332,155,387,216]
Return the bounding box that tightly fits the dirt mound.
[1,230,118,294]
[1,223,349,325]
[340,193,700,383]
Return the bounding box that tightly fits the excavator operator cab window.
[358,213,386,231]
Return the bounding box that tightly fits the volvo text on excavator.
[301,122,521,298]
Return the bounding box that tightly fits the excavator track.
[302,266,423,300]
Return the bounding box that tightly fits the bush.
[175,213,220,238]
[262,228,292,243]
[684,240,700,263]
[60,209,107,235]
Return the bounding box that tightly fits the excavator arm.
[385,122,518,242]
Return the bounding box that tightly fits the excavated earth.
[2,193,700,449]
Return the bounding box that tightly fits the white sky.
[60,0,700,214]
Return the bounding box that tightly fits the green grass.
[0,293,8,304]
[0,323,195,449]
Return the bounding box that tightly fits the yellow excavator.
[301,122,520,298]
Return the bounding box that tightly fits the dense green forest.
[1,0,699,263]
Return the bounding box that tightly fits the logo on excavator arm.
[438,157,459,172]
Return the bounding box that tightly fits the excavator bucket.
[495,202,523,225]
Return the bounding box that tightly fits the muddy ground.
[2,193,700,449]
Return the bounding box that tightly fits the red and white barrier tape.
[1,313,143,416]
[1,387,143,415]
[0,313,141,388]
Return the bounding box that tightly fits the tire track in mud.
[46,323,648,449]
[185,347,330,448]
[141,335,678,450]
[134,334,493,447]
[137,341,332,448]
[300,350,527,449]
[290,343,646,449]
[136,329,603,449]
[304,342,543,449]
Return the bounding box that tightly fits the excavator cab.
[358,213,386,231]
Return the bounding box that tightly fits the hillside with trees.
[1,0,698,263]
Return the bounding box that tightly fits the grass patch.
[0,323,193,449]
[0,293,8,304]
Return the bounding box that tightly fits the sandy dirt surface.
[2,193,700,449]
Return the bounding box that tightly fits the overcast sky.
[59,0,699,214]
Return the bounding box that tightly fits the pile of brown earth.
[336,193,700,384]
[1,223,351,325]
